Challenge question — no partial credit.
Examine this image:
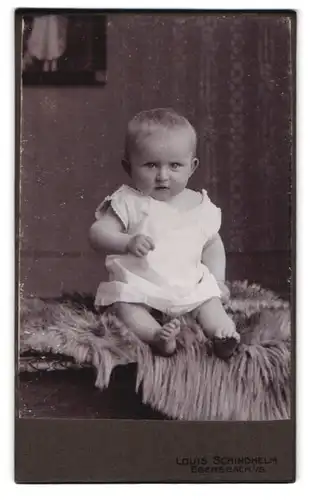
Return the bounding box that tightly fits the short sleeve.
[202,190,222,240]
[95,186,129,230]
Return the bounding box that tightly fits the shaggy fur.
[19,281,291,421]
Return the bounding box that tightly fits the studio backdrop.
[19,13,293,300]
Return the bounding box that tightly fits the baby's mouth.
[155,186,170,190]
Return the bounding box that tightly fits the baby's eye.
[170,163,182,169]
[143,162,157,169]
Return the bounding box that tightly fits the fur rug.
[19,281,291,421]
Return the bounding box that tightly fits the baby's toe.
[232,331,240,342]
[162,324,174,335]
[156,331,170,344]
[168,319,181,332]
[225,329,240,342]
[222,329,235,339]
[159,329,170,340]
[170,318,181,329]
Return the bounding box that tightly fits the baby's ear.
[122,159,131,176]
[191,157,199,174]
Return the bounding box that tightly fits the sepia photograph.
[17,11,293,425]
[15,8,296,483]
[15,11,296,483]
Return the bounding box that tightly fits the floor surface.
[18,364,166,420]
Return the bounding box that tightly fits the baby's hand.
[127,234,155,257]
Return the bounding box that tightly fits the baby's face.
[127,127,198,201]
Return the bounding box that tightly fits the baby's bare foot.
[213,319,240,359]
[153,318,181,356]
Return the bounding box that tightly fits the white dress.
[94,185,222,316]
[27,16,67,62]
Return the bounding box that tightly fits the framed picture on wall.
[21,12,107,85]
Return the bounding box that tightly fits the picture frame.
[21,12,107,86]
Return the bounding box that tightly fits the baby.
[89,108,240,358]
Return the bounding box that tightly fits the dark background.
[19,13,293,300]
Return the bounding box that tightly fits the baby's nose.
[156,166,169,181]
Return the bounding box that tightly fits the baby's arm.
[89,206,155,256]
[89,206,131,253]
[202,233,225,281]
[201,233,230,300]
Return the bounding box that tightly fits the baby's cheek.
[136,176,154,193]
[171,179,189,194]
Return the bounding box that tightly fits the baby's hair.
[124,108,197,161]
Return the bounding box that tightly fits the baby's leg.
[114,302,180,356]
[193,298,240,359]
